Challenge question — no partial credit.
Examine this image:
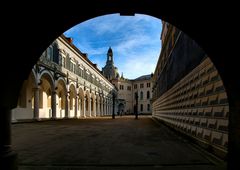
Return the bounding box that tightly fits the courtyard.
[12,116,226,170]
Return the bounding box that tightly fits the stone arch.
[56,77,67,91]
[91,93,96,117]
[39,71,54,118]
[78,87,85,117]
[118,103,124,116]
[56,78,67,118]
[95,94,100,116]
[39,70,54,89]
[1,5,240,169]
[31,68,38,87]
[12,71,37,121]
[85,90,91,117]
[69,83,77,118]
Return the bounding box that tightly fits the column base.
[0,151,18,170]
[34,118,41,121]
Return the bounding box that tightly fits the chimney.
[66,37,73,44]
[82,53,88,59]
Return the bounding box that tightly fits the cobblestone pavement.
[12,115,226,169]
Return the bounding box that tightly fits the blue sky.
[64,14,162,79]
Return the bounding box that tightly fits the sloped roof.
[134,74,152,81]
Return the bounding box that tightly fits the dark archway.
[118,103,125,116]
[1,2,239,170]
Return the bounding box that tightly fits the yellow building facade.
[12,35,117,121]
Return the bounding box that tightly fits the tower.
[102,47,119,81]
[107,47,113,64]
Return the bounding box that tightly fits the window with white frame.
[70,59,76,73]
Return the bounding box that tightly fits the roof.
[133,74,152,81]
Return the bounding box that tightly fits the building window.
[140,83,144,88]
[73,63,75,73]
[147,104,150,111]
[62,56,66,68]
[119,85,124,90]
[127,86,131,91]
[147,91,150,99]
[147,83,151,88]
[140,104,143,112]
[89,74,93,83]
[134,84,137,89]
[59,55,62,66]
[47,46,53,61]
[140,91,143,100]
[79,68,82,77]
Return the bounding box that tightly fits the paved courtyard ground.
[12,116,226,169]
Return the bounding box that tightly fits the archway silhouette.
[1,2,239,170]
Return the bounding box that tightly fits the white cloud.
[84,14,160,36]
[75,42,106,56]
[64,14,162,79]
[114,34,157,55]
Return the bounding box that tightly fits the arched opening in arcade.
[5,10,238,170]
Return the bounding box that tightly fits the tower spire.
[107,47,113,63]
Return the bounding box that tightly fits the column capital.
[52,90,57,95]
[33,86,40,90]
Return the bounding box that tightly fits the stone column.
[65,93,69,119]
[97,100,100,116]
[106,100,108,115]
[112,94,116,119]
[89,98,92,117]
[94,99,97,117]
[100,101,102,116]
[51,90,57,119]
[102,99,105,116]
[102,100,105,116]
[75,96,78,118]
[78,98,81,118]
[33,86,40,120]
[108,101,110,115]
[83,97,86,117]
[0,108,18,170]
[102,104,104,116]
[107,101,109,115]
